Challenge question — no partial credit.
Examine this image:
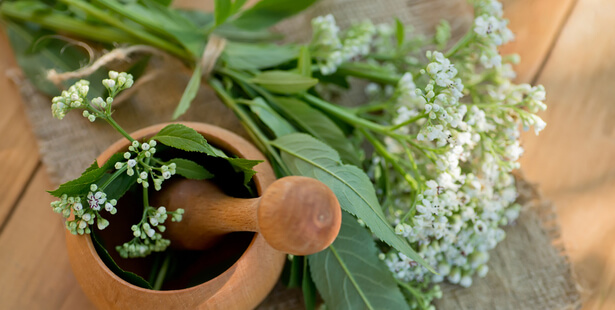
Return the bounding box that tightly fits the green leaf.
[302,256,317,310]
[97,171,138,201]
[172,63,202,120]
[285,255,303,288]
[233,0,319,30]
[309,212,410,310]
[297,45,312,77]
[226,157,263,189]
[273,97,361,166]
[435,20,451,50]
[49,153,125,197]
[166,158,214,180]
[246,97,295,138]
[91,231,153,289]
[221,42,298,70]
[213,23,283,42]
[214,0,232,26]
[252,70,318,94]
[152,124,220,156]
[272,134,433,271]
[5,21,107,97]
[395,18,405,47]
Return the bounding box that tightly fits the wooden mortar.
[65,122,332,309]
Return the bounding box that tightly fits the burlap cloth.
[10,0,581,308]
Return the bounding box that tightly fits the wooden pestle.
[153,176,342,256]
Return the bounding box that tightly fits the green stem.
[388,112,428,131]
[445,31,475,58]
[395,278,425,304]
[362,129,418,190]
[0,3,137,45]
[103,116,135,142]
[209,78,292,176]
[99,165,128,191]
[336,62,401,85]
[152,253,171,290]
[302,94,389,134]
[59,0,190,59]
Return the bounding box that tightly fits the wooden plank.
[0,28,41,226]
[0,167,93,309]
[500,0,577,83]
[515,0,615,307]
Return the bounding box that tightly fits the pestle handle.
[157,176,341,256]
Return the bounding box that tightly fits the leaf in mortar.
[272,134,433,271]
[247,97,296,138]
[273,97,361,166]
[96,171,138,201]
[226,157,263,189]
[309,212,410,310]
[252,70,318,94]
[221,42,298,70]
[91,231,153,289]
[233,0,318,30]
[49,153,125,198]
[166,158,214,180]
[152,124,221,156]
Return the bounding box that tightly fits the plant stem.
[336,63,401,85]
[99,165,128,191]
[103,116,135,142]
[209,78,292,176]
[0,3,137,45]
[445,31,474,58]
[152,253,171,290]
[388,112,428,131]
[361,129,418,190]
[302,94,390,134]
[59,0,190,59]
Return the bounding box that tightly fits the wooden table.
[0,0,613,308]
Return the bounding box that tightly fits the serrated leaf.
[247,97,295,138]
[221,42,298,70]
[226,157,263,189]
[152,124,220,156]
[91,231,153,289]
[172,63,202,120]
[49,153,125,197]
[274,97,361,166]
[309,212,410,310]
[167,158,214,180]
[233,0,318,30]
[252,70,318,94]
[272,134,433,271]
[97,171,138,201]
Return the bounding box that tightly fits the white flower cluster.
[50,71,134,122]
[51,184,117,235]
[51,80,89,119]
[115,206,184,258]
[472,0,515,68]
[310,15,375,75]
[114,140,177,190]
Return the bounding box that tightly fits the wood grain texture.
[513,0,615,308]
[0,167,93,309]
[500,0,577,83]
[0,28,40,226]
